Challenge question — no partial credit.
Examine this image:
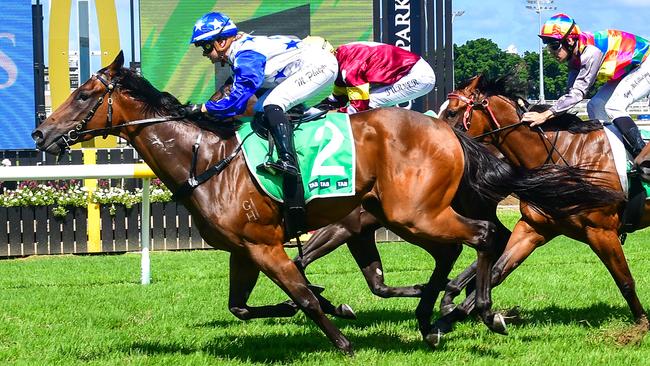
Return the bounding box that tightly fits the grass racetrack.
[2,208,650,365]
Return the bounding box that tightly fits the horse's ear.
[466,74,482,91]
[107,50,125,73]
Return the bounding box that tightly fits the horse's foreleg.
[440,261,477,316]
[293,223,353,270]
[440,220,510,315]
[249,243,353,354]
[294,206,364,269]
[586,228,648,328]
[348,222,432,298]
[228,252,299,320]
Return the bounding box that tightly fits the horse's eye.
[446,110,458,118]
[78,91,91,101]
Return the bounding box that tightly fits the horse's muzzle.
[31,128,66,156]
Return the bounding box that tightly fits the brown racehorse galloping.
[32,52,621,352]
[438,73,649,342]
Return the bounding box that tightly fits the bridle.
[447,92,503,130]
[447,92,529,140]
[62,72,120,147]
[447,90,570,165]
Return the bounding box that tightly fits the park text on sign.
[394,0,411,51]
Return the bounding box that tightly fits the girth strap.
[171,131,254,201]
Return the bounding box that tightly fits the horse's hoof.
[307,283,326,294]
[336,338,354,356]
[440,303,457,317]
[488,313,508,335]
[336,304,357,320]
[424,329,444,349]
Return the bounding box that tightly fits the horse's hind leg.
[433,219,549,337]
[381,206,497,348]
[228,252,299,320]
[440,219,510,315]
[249,243,353,354]
[414,243,463,339]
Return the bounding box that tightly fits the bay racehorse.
[32,52,622,352]
[220,83,468,307]
[438,73,649,343]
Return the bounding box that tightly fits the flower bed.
[0,178,173,217]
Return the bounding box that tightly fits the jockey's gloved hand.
[182,104,204,118]
[315,95,344,111]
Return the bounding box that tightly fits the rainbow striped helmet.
[190,12,238,44]
[539,13,580,42]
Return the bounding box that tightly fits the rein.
[75,115,186,136]
[447,92,501,131]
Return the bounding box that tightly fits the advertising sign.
[140,1,373,105]
[0,1,35,149]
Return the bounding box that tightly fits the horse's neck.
[125,120,229,191]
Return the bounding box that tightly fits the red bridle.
[447,92,501,131]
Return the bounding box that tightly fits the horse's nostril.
[31,129,44,144]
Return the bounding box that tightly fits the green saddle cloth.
[236,113,355,203]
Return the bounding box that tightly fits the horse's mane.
[105,66,242,137]
[458,71,528,101]
[528,104,603,134]
[465,70,602,135]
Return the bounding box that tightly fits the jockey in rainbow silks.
[522,13,650,157]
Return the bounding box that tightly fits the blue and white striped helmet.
[190,12,238,44]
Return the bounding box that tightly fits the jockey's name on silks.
[236,113,355,203]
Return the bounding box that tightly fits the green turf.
[1,208,650,365]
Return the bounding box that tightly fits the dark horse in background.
[31,52,622,353]
[437,73,649,343]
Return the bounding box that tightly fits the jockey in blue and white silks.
[186,12,337,179]
[204,34,337,119]
[186,12,337,235]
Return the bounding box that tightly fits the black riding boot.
[260,104,299,176]
[613,116,647,157]
[259,104,306,237]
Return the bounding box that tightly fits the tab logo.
[309,179,320,191]
[319,178,331,189]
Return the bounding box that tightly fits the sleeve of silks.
[551,46,604,115]
[332,85,350,105]
[346,84,371,112]
[204,51,266,119]
[337,59,371,112]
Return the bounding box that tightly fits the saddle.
[250,104,328,140]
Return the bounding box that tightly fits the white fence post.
[141,177,151,285]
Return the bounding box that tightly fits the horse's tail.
[454,129,625,218]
